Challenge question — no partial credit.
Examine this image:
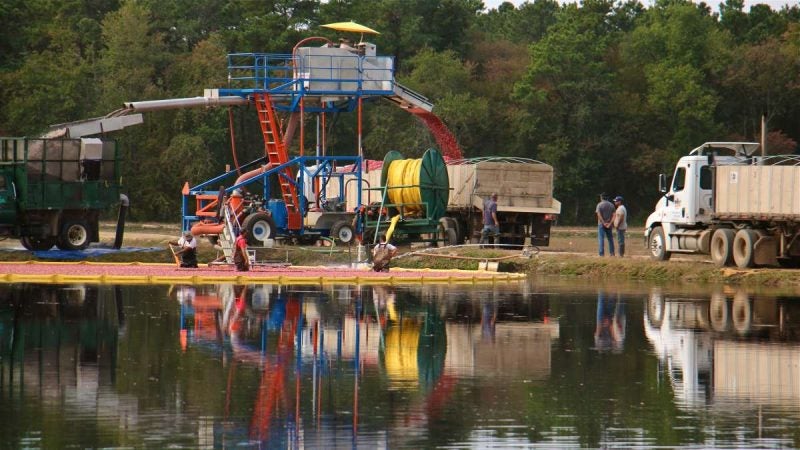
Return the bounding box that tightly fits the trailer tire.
[330,220,355,244]
[243,212,275,246]
[733,229,757,268]
[57,220,91,251]
[20,236,57,251]
[649,226,670,261]
[710,229,735,267]
[436,221,458,247]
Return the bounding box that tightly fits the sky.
[482,0,796,12]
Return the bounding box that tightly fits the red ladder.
[254,92,302,230]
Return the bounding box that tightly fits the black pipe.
[113,194,129,249]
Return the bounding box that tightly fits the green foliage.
[0,0,799,224]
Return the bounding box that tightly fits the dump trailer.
[645,141,800,268]
[0,138,125,251]
[348,157,561,246]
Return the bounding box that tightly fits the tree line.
[1,0,798,224]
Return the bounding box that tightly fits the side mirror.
[658,174,668,193]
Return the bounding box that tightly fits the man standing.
[480,192,500,246]
[595,193,615,256]
[233,229,250,272]
[613,196,628,257]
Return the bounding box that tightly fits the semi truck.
[645,141,800,268]
[0,137,126,251]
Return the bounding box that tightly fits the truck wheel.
[330,220,355,244]
[57,220,91,250]
[733,229,757,268]
[649,226,670,261]
[436,221,458,247]
[20,236,57,251]
[441,217,462,244]
[710,229,735,267]
[243,212,276,246]
[445,227,458,246]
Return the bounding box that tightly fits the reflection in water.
[594,291,626,352]
[645,288,800,413]
[5,282,800,448]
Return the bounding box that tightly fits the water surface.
[2,280,799,448]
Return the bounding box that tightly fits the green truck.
[0,137,126,251]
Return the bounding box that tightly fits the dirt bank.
[0,223,796,288]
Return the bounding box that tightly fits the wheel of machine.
[242,212,276,246]
[710,228,735,267]
[57,220,91,250]
[732,229,757,268]
[20,236,57,251]
[330,220,355,244]
[649,226,671,261]
[732,291,752,335]
[709,293,729,332]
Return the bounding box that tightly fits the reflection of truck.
[645,141,800,267]
[645,289,800,408]
[0,138,125,250]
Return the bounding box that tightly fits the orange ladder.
[254,92,302,230]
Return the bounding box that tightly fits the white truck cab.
[644,142,760,260]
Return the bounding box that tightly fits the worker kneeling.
[171,231,198,268]
[372,234,397,272]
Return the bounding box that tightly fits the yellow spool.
[386,158,423,215]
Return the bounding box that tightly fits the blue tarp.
[31,246,164,260]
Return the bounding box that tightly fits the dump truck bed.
[715,165,800,220]
[327,159,560,215]
[447,160,560,214]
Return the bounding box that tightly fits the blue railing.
[224,52,396,98]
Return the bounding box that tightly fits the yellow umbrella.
[321,21,380,35]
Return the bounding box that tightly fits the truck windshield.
[672,167,686,192]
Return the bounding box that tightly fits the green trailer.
[0,138,126,250]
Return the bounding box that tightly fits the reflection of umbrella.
[321,21,380,35]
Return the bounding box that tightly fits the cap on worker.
[614,196,624,202]
[184,231,193,237]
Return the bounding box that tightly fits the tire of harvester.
[330,220,355,244]
[57,220,92,251]
[732,228,757,268]
[710,228,735,267]
[242,212,276,246]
